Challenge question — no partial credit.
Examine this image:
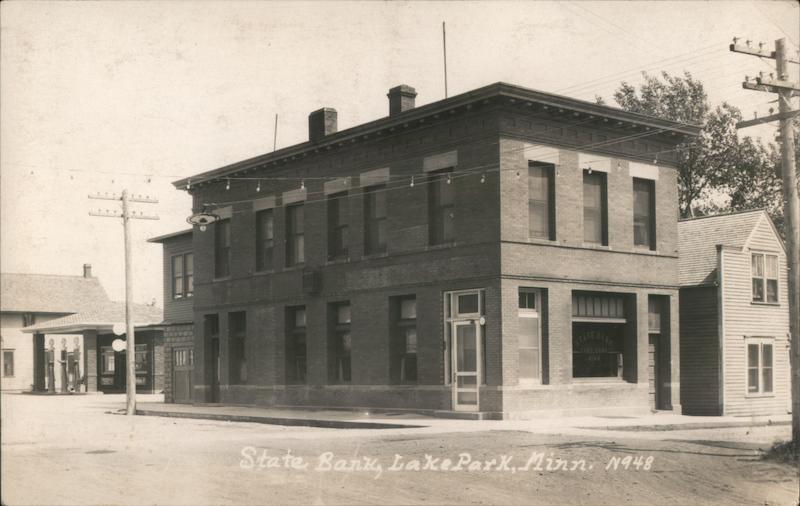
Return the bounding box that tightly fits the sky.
[1,0,798,307]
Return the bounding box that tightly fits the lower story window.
[2,350,14,377]
[518,288,543,383]
[101,347,115,374]
[747,338,773,394]
[572,322,625,378]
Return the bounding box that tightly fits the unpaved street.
[2,394,797,505]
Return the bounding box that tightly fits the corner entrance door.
[452,320,480,411]
[210,337,220,403]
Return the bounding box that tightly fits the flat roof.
[173,81,702,189]
[147,229,193,243]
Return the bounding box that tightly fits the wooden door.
[172,347,194,403]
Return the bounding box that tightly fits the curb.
[134,409,428,430]
[578,420,792,432]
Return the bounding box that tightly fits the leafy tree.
[600,71,789,224]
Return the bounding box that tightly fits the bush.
[762,440,798,464]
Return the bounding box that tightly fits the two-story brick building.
[172,82,699,418]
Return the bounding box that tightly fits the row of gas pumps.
[44,337,82,393]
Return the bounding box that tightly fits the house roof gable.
[0,272,112,314]
[678,209,770,287]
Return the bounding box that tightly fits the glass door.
[452,320,480,411]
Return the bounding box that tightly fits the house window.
[327,193,349,259]
[134,344,149,374]
[633,178,656,250]
[2,350,14,377]
[22,313,36,327]
[214,219,231,278]
[286,307,307,383]
[391,296,417,383]
[364,185,387,254]
[329,303,352,382]
[752,253,779,303]
[229,311,247,384]
[255,209,275,271]
[746,338,774,394]
[286,204,305,266]
[583,170,608,245]
[529,162,555,240]
[172,253,193,298]
[518,289,542,382]
[429,169,455,245]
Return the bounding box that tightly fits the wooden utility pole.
[89,190,159,415]
[732,37,800,450]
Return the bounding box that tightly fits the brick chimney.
[83,263,92,278]
[387,85,417,116]
[308,108,337,142]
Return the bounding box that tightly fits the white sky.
[2,1,798,307]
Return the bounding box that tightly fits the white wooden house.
[679,209,791,416]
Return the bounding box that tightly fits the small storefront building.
[22,302,165,394]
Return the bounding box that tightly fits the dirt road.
[2,394,797,505]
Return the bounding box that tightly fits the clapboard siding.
[162,233,194,324]
[721,216,791,416]
[679,286,721,415]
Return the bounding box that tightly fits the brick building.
[173,82,699,418]
[148,229,195,403]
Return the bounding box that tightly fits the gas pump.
[59,338,68,393]
[46,339,55,393]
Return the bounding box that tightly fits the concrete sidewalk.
[132,401,792,432]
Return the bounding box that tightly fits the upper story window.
[172,253,194,299]
[22,313,36,327]
[582,170,608,246]
[752,252,779,303]
[255,209,274,272]
[328,193,349,259]
[286,204,305,267]
[364,185,387,254]
[214,220,231,278]
[746,338,773,394]
[429,169,455,245]
[528,162,556,240]
[633,178,656,250]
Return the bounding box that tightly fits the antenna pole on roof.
[442,21,448,98]
[273,113,278,152]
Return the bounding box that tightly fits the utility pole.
[732,37,800,451]
[89,190,159,415]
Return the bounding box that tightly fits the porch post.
[84,330,98,393]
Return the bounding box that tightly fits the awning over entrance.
[20,302,163,334]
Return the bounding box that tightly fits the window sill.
[426,242,456,252]
[571,377,627,384]
[751,301,780,307]
[253,269,275,277]
[745,393,774,398]
[326,256,351,265]
[526,237,558,245]
[212,276,231,282]
[634,247,659,255]
[581,243,611,250]
[281,264,306,272]
[362,251,389,260]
